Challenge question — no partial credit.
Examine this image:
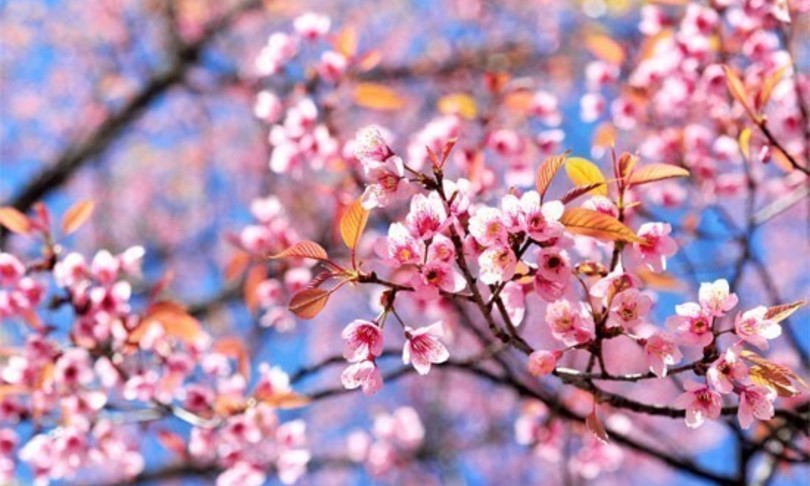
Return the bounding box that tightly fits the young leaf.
[586,407,610,444]
[742,350,808,397]
[627,164,690,186]
[756,65,787,110]
[764,300,805,324]
[616,153,638,181]
[334,26,358,57]
[289,288,330,319]
[723,65,758,120]
[560,182,608,204]
[354,83,405,111]
[269,241,328,261]
[0,207,31,235]
[593,122,617,150]
[62,200,95,235]
[256,390,312,409]
[560,208,643,243]
[536,153,567,200]
[340,198,370,251]
[244,265,268,313]
[564,157,608,196]
[585,34,625,65]
[130,301,203,345]
[738,128,752,160]
[437,93,478,120]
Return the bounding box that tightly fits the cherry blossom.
[402,321,449,375]
[734,306,782,349]
[674,381,723,428]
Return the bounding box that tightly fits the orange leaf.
[0,207,31,235]
[289,288,329,319]
[129,301,203,345]
[354,83,405,111]
[334,26,358,58]
[536,153,567,200]
[741,351,807,397]
[616,153,638,181]
[503,90,534,115]
[756,65,787,110]
[764,300,805,324]
[437,93,478,120]
[244,265,268,313]
[269,241,328,261]
[61,200,95,236]
[723,65,758,121]
[255,390,311,409]
[357,49,382,72]
[586,408,610,444]
[636,268,686,291]
[627,163,690,186]
[157,429,188,457]
[560,208,643,243]
[224,251,251,281]
[340,198,370,251]
[585,34,625,65]
[565,157,608,196]
[560,182,608,205]
[593,122,617,149]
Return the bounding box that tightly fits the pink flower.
[293,12,330,40]
[668,302,714,348]
[478,245,517,285]
[360,155,407,210]
[426,234,455,263]
[342,319,384,362]
[253,90,282,122]
[530,91,561,126]
[254,363,292,399]
[0,253,24,286]
[405,192,448,240]
[501,281,526,326]
[534,275,566,302]
[53,253,88,288]
[91,250,119,285]
[520,192,564,242]
[217,462,266,486]
[535,247,571,284]
[632,222,677,272]
[53,349,95,391]
[403,321,449,375]
[318,51,347,83]
[341,360,383,395]
[583,196,618,218]
[468,207,508,247]
[734,306,781,349]
[412,261,466,298]
[644,333,683,378]
[527,350,561,376]
[354,125,394,165]
[737,385,776,430]
[707,346,748,394]
[674,380,723,428]
[698,279,738,316]
[545,299,594,346]
[386,223,423,265]
[607,289,652,330]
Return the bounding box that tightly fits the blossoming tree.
[0,0,808,485]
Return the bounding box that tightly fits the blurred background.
[1,0,809,484]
